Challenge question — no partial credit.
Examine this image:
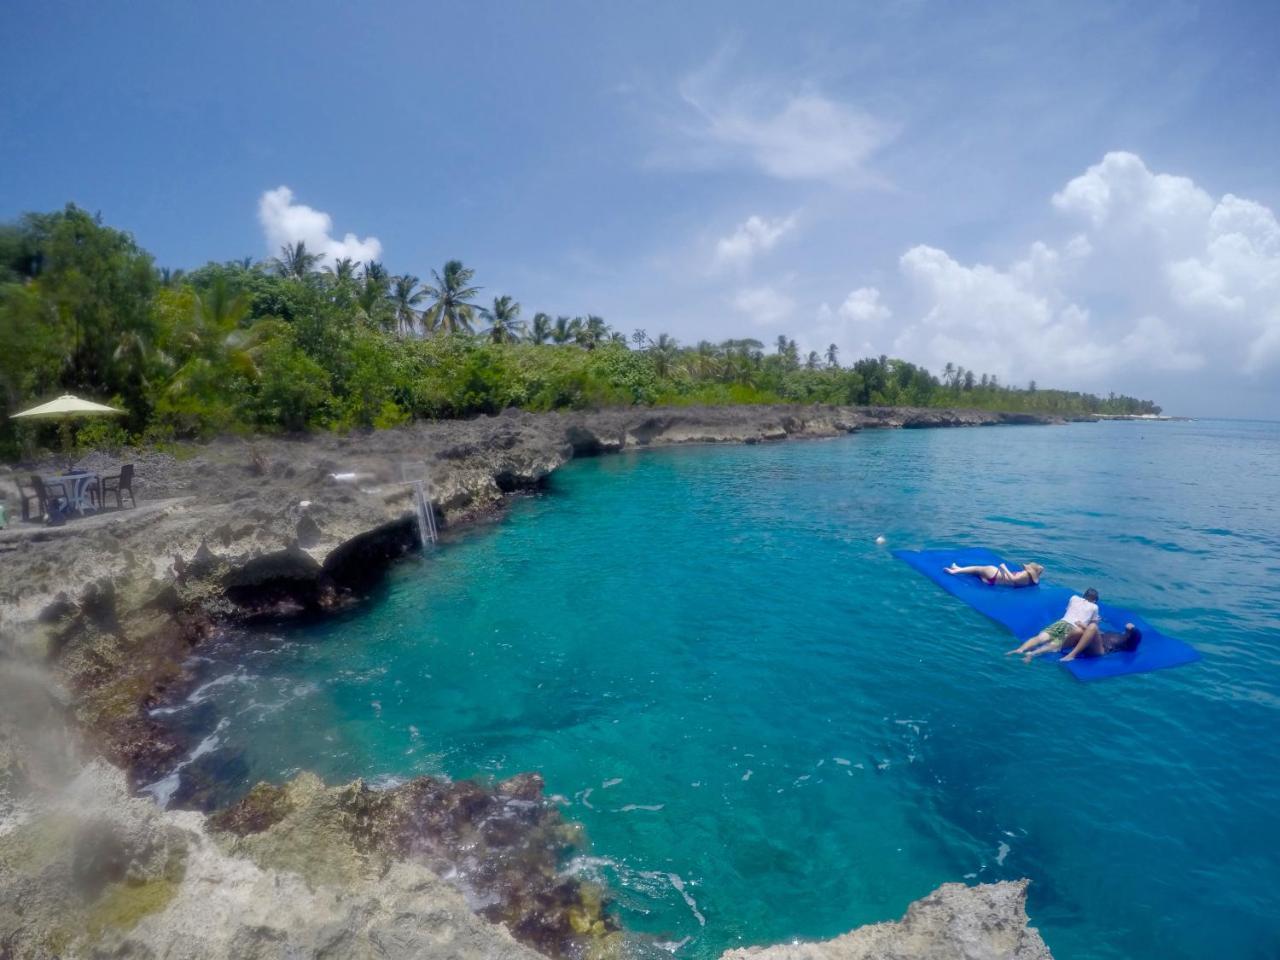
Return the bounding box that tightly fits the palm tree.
[574,314,608,349]
[271,241,322,280]
[357,266,392,330]
[529,312,552,344]
[194,274,251,338]
[693,340,720,378]
[481,295,524,343]
[805,351,820,370]
[552,315,577,345]
[422,260,480,334]
[826,343,839,368]
[651,333,679,377]
[775,334,789,356]
[391,275,426,336]
[631,329,649,350]
[325,257,358,283]
[943,361,955,386]
[158,267,185,288]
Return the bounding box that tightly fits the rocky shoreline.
[0,404,1060,958]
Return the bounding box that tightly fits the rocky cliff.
[720,881,1052,959]
[0,404,1061,959]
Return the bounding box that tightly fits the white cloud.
[733,286,795,327]
[819,151,1279,405]
[891,243,1120,384]
[665,54,897,185]
[835,286,891,325]
[805,287,891,360]
[258,186,383,266]
[714,214,797,270]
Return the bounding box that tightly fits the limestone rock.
[720,881,1052,960]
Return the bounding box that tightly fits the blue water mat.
[893,548,1201,681]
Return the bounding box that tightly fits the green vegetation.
[0,205,1161,460]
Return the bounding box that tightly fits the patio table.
[46,472,99,515]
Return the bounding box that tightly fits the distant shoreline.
[1088,413,1194,421]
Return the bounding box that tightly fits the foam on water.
[159,420,1280,959]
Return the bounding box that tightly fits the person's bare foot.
[945,564,959,574]
[1005,647,1022,656]
[1062,654,1077,662]
[1023,654,1034,664]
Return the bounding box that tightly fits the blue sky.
[3,0,1278,415]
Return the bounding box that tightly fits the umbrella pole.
[59,418,74,472]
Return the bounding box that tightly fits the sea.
[156,419,1280,959]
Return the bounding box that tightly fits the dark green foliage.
[0,207,1162,460]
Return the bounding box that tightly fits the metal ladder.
[400,465,439,551]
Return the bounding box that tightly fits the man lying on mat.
[1008,588,1100,663]
[1062,622,1143,661]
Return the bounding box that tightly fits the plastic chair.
[100,463,136,509]
[16,477,41,522]
[28,476,69,521]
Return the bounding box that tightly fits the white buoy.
[875,535,887,545]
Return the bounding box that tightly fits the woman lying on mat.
[945,560,1044,587]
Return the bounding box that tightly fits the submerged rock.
[208,770,622,958]
[0,761,561,960]
[720,880,1052,960]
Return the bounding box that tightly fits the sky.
[2,0,1278,416]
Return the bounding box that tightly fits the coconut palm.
[631,328,649,350]
[805,351,820,370]
[422,260,480,334]
[195,274,251,337]
[325,257,359,283]
[552,315,577,345]
[529,312,552,345]
[271,241,322,280]
[391,275,426,336]
[575,314,609,350]
[357,266,392,330]
[693,340,720,378]
[826,343,839,368]
[651,333,679,378]
[481,295,524,343]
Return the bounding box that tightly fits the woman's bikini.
[985,567,1037,587]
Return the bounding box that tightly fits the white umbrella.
[10,393,126,471]
[9,393,125,420]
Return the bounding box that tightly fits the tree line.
[0,205,1161,460]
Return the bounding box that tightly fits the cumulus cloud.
[834,286,892,325]
[258,186,383,266]
[806,287,892,359]
[891,243,1118,383]
[804,152,1278,407]
[714,214,797,270]
[733,286,795,327]
[661,53,897,185]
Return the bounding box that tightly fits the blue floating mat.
[893,548,1201,681]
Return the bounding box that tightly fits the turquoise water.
[169,420,1280,958]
